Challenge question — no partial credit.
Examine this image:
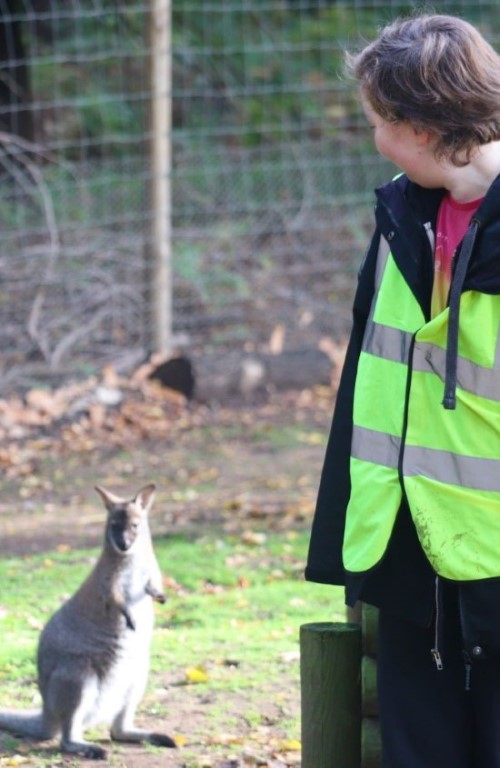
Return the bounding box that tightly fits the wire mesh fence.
[1,1,499,394]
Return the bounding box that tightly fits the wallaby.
[0,484,176,759]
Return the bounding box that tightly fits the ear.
[134,484,156,514]
[414,128,435,147]
[95,485,124,511]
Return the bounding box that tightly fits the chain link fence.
[1,1,498,394]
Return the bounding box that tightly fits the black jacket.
[305,173,500,654]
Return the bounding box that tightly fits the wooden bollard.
[361,603,379,657]
[300,622,362,768]
[362,718,382,768]
[360,604,381,768]
[361,656,378,717]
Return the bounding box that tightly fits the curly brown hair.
[346,14,500,166]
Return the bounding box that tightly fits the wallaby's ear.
[134,484,156,514]
[95,485,124,511]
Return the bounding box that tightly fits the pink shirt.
[431,193,483,318]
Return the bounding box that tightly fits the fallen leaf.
[241,530,267,546]
[185,665,209,684]
[279,650,300,664]
[268,323,285,354]
[207,732,242,746]
[280,739,301,751]
[27,616,44,631]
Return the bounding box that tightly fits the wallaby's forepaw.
[145,582,166,603]
[149,732,177,748]
[120,606,136,631]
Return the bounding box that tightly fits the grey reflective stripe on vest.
[353,425,500,491]
[374,235,391,292]
[351,425,401,469]
[362,236,415,365]
[362,322,414,364]
[364,235,391,332]
[413,342,500,401]
[404,445,500,492]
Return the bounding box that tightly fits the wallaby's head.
[95,484,156,555]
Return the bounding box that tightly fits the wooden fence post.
[300,622,362,768]
[149,0,173,357]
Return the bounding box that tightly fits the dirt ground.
[0,382,336,768]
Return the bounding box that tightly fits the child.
[306,14,500,767]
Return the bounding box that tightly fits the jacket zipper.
[442,216,480,409]
[458,592,472,692]
[418,240,444,670]
[431,581,472,689]
[463,653,472,691]
[398,220,435,487]
[430,576,444,670]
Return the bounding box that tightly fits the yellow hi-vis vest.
[343,234,500,580]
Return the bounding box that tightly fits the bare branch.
[0,133,62,360]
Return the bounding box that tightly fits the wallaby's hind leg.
[111,700,176,749]
[48,672,107,760]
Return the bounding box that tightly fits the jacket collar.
[374,176,439,320]
[375,172,500,411]
[378,171,500,230]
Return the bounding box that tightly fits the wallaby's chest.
[118,558,151,601]
[84,632,152,727]
[85,594,154,726]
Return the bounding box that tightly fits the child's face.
[362,96,442,188]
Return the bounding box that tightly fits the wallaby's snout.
[107,508,139,552]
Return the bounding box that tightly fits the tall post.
[149,0,172,356]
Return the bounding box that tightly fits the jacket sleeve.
[305,231,379,585]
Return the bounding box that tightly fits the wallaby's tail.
[0,709,55,741]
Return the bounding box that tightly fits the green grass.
[0,529,344,746]
[0,530,344,662]
[153,529,343,650]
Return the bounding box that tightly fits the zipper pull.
[431,648,444,671]
[424,221,435,253]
